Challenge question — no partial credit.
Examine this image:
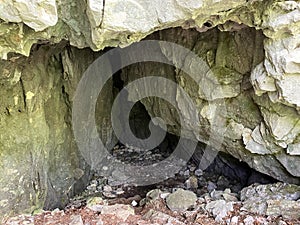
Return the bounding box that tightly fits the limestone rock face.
[0,45,114,218]
[0,0,300,219]
[121,27,300,185]
[0,0,57,31]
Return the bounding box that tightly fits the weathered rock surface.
[0,0,58,31]
[0,45,114,218]
[241,183,300,219]
[143,209,185,225]
[101,204,135,221]
[122,27,300,185]
[205,200,234,222]
[0,0,300,219]
[165,188,197,211]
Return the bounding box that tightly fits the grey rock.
[0,47,101,219]
[222,193,239,202]
[207,181,217,192]
[266,199,300,219]
[122,26,299,185]
[166,188,197,211]
[241,183,300,219]
[210,190,224,200]
[146,189,162,202]
[287,142,300,155]
[194,168,203,177]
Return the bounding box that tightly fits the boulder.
[166,188,197,211]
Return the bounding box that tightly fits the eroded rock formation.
[0,0,300,218]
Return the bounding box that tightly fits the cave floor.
[3,145,300,225]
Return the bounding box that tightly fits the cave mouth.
[87,25,277,201]
[82,27,282,202]
[91,81,276,200]
[110,98,276,189]
[111,100,179,166]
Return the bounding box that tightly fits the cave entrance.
[86,25,276,202]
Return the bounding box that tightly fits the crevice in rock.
[99,0,105,29]
[19,77,27,111]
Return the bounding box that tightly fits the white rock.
[0,0,58,31]
[250,63,276,96]
[0,0,21,22]
[131,200,138,207]
[103,185,112,192]
[262,2,300,36]
[96,219,104,225]
[69,215,84,225]
[89,0,245,47]
[222,193,238,202]
[160,192,170,199]
[146,189,162,202]
[287,142,300,155]
[277,74,300,107]
[143,209,185,225]
[263,35,300,107]
[242,124,281,155]
[278,220,287,225]
[243,216,254,225]
[230,216,239,225]
[262,107,300,143]
[86,0,103,27]
[205,200,234,222]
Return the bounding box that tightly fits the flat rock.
[101,204,135,221]
[143,209,185,225]
[166,188,197,211]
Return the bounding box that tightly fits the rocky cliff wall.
[0,0,300,218]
